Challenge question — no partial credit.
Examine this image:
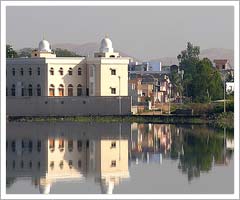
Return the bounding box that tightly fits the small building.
[226,82,234,94]
[213,59,231,70]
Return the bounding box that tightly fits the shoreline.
[7,113,234,130]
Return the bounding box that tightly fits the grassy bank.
[209,112,234,130]
[9,114,207,124]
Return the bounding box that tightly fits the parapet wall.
[7,96,132,116]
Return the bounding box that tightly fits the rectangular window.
[111,160,116,167]
[111,88,116,94]
[111,69,116,75]
[111,141,116,148]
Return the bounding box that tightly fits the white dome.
[38,39,51,52]
[39,183,51,194]
[99,36,114,53]
[100,179,114,194]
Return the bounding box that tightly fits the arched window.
[11,140,16,152]
[59,84,64,96]
[68,140,73,152]
[59,139,64,152]
[49,84,55,96]
[78,67,82,76]
[29,67,32,76]
[50,161,54,169]
[28,84,33,96]
[68,84,73,96]
[11,84,15,96]
[78,160,81,168]
[21,160,24,168]
[12,160,16,169]
[69,160,73,169]
[59,161,64,169]
[29,161,32,169]
[37,140,41,152]
[77,140,82,152]
[50,67,54,75]
[20,68,24,76]
[37,67,41,76]
[59,67,63,76]
[49,139,55,152]
[12,68,15,76]
[28,140,33,152]
[68,68,73,75]
[77,84,82,96]
[37,84,41,96]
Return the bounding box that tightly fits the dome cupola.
[38,39,51,53]
[99,36,114,53]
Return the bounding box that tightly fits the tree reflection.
[178,129,233,181]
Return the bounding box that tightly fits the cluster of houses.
[128,58,234,113]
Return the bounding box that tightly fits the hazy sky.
[6,6,234,60]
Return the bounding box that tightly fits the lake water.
[6,122,234,194]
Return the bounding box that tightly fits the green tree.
[169,71,183,101]
[192,58,223,102]
[6,44,18,58]
[177,43,223,103]
[177,42,200,98]
[18,48,34,58]
[53,48,81,57]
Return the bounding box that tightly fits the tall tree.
[192,58,223,102]
[177,42,200,98]
[6,44,18,58]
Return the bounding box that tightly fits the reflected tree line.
[170,126,234,181]
[131,124,233,181]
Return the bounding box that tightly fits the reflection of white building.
[7,36,129,97]
[6,123,130,194]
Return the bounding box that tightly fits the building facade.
[7,37,129,97]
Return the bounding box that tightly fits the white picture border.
[1,1,239,199]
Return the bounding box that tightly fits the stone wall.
[7,96,132,116]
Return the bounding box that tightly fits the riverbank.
[7,113,234,129]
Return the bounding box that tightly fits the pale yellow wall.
[7,54,130,97]
[47,139,87,176]
[100,140,128,174]
[46,58,86,96]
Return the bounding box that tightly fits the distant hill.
[150,48,234,67]
[53,42,141,62]
[48,44,234,67]
[200,48,234,67]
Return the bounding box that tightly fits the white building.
[7,36,129,97]
[226,82,234,94]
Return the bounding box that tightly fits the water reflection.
[6,122,234,194]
